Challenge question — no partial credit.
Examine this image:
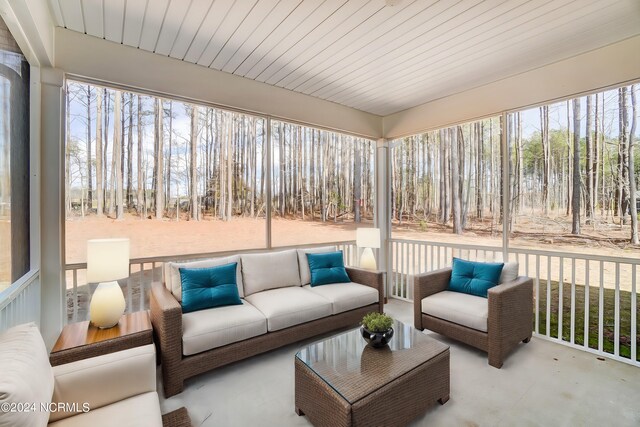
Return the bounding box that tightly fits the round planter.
[361,326,394,348]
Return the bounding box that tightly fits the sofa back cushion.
[297,246,337,285]
[180,263,243,313]
[307,251,351,287]
[0,322,54,427]
[448,257,504,298]
[241,249,301,296]
[499,261,519,283]
[163,255,244,301]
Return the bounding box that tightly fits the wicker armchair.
[413,267,533,368]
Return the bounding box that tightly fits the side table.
[49,310,153,366]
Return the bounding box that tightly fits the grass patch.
[536,281,639,361]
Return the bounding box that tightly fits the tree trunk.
[95,88,103,217]
[137,96,144,217]
[113,92,124,219]
[585,95,594,224]
[354,141,362,223]
[126,93,133,209]
[629,85,638,244]
[190,106,199,220]
[451,128,462,234]
[155,98,164,220]
[65,83,71,217]
[86,86,92,210]
[571,98,581,235]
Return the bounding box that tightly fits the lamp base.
[89,281,126,329]
[360,248,377,270]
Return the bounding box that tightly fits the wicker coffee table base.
[295,349,450,427]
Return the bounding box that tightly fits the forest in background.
[65,81,375,227]
[391,84,640,248]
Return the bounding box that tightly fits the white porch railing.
[389,238,639,367]
[0,270,41,332]
[64,241,358,323]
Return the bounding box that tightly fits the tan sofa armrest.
[49,344,156,423]
[413,267,452,329]
[488,276,534,342]
[346,267,384,312]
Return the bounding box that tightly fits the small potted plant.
[360,312,394,348]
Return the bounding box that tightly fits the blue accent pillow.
[448,258,504,298]
[306,251,351,287]
[180,262,242,313]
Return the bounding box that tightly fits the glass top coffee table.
[295,320,450,427]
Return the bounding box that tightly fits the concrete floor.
[159,299,640,427]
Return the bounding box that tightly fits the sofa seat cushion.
[48,391,162,427]
[245,287,332,332]
[421,291,488,332]
[182,300,267,356]
[303,283,378,314]
[241,249,301,296]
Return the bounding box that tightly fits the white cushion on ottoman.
[0,322,54,427]
[245,287,331,332]
[304,283,378,314]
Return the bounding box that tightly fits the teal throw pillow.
[180,262,242,313]
[448,258,504,298]
[307,251,351,287]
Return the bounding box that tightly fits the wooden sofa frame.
[151,266,384,397]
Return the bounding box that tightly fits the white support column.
[375,138,389,298]
[39,68,65,348]
[501,112,510,261]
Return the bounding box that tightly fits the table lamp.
[356,228,380,270]
[87,238,130,328]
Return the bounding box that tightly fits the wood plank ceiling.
[48,0,640,116]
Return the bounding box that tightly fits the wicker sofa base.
[162,303,380,397]
[295,349,450,427]
[162,407,191,427]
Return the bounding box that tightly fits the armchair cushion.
[449,258,504,298]
[48,392,161,427]
[297,246,337,285]
[421,291,488,332]
[0,322,53,427]
[303,283,379,314]
[180,263,242,313]
[307,251,350,287]
[499,262,519,283]
[49,344,156,423]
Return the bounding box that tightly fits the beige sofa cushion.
[245,287,331,332]
[241,250,301,296]
[182,300,267,356]
[49,344,156,423]
[163,255,244,301]
[0,322,53,427]
[48,392,162,427]
[297,246,337,285]
[421,290,488,332]
[499,261,519,283]
[304,283,378,314]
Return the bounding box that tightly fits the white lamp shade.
[356,228,380,249]
[86,238,130,283]
[89,281,126,328]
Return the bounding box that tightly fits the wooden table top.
[51,310,152,353]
